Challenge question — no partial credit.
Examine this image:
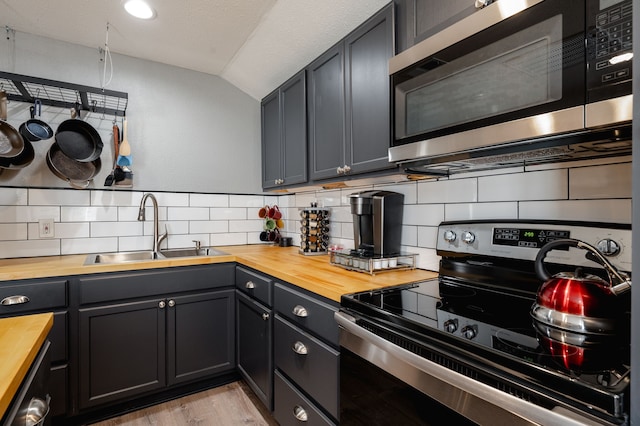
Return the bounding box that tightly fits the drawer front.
[275,316,339,419]
[50,311,68,363]
[274,370,335,426]
[274,283,339,346]
[236,266,272,306]
[0,279,68,314]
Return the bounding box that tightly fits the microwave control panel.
[586,0,633,101]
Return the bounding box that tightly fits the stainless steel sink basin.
[84,251,163,265]
[160,247,228,258]
[84,247,227,265]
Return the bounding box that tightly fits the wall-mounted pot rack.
[0,71,128,117]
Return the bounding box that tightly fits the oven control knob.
[461,231,476,245]
[596,239,621,256]
[443,230,457,243]
[443,318,458,333]
[461,325,478,340]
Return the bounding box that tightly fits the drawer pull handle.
[293,405,308,422]
[292,305,308,318]
[292,341,308,355]
[26,395,50,425]
[262,312,270,321]
[245,281,256,289]
[159,301,166,309]
[168,299,176,307]
[1,295,30,306]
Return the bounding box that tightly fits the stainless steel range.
[337,220,631,425]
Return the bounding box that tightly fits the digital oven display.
[492,228,570,248]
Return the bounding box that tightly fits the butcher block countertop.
[0,312,53,419]
[0,245,438,302]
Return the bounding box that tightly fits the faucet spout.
[138,193,167,253]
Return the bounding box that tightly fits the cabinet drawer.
[0,279,67,314]
[51,311,68,363]
[236,266,272,306]
[274,370,335,426]
[275,316,339,419]
[274,283,339,345]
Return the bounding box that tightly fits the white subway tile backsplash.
[0,206,61,223]
[29,189,90,206]
[445,202,518,221]
[519,199,632,223]
[168,207,209,221]
[375,182,418,204]
[28,222,90,239]
[61,237,118,255]
[166,221,190,234]
[479,169,567,202]
[91,221,143,237]
[212,232,248,246]
[190,221,228,234]
[0,188,28,205]
[152,192,190,207]
[210,208,247,220]
[403,204,445,226]
[402,225,418,247]
[229,219,264,233]
[1,223,27,240]
[417,226,438,249]
[569,163,631,200]
[418,178,477,204]
[62,206,115,222]
[91,190,140,207]
[316,190,342,207]
[118,236,154,252]
[230,195,264,208]
[0,239,61,258]
[167,234,211,248]
[190,193,228,207]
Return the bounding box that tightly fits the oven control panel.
[437,221,631,271]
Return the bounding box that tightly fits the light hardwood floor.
[89,381,278,426]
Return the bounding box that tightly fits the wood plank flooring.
[89,381,278,426]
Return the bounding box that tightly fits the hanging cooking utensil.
[104,122,119,186]
[47,141,101,189]
[55,106,103,162]
[531,238,632,371]
[0,90,26,163]
[116,118,131,166]
[21,99,54,142]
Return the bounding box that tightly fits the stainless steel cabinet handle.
[245,281,256,289]
[292,305,308,318]
[159,300,166,309]
[262,312,270,321]
[336,166,344,174]
[26,395,50,426]
[292,341,308,355]
[293,405,308,422]
[168,299,176,307]
[1,295,30,306]
[343,165,351,173]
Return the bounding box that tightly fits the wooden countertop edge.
[0,312,54,419]
[0,246,439,302]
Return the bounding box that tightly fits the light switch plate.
[38,219,55,238]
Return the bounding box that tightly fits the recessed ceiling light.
[123,0,157,20]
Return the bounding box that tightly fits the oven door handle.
[334,311,599,426]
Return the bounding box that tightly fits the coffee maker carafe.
[350,191,403,257]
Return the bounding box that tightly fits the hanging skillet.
[55,106,103,162]
[0,90,26,163]
[47,141,101,189]
[21,99,54,142]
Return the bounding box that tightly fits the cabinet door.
[345,4,396,175]
[395,0,476,52]
[262,90,282,189]
[281,70,307,187]
[308,44,346,181]
[78,299,166,409]
[236,291,273,410]
[166,290,235,386]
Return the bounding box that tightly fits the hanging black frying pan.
[47,141,101,189]
[0,90,26,163]
[55,116,103,162]
[21,99,54,142]
[0,123,36,169]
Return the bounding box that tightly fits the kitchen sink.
[84,247,227,265]
[159,247,228,258]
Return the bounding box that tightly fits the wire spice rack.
[0,71,128,117]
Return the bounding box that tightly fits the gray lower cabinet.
[0,278,69,419]
[262,70,307,189]
[394,0,476,52]
[235,265,274,411]
[308,4,395,181]
[273,283,340,425]
[75,264,235,411]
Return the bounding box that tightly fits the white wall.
[0,31,262,194]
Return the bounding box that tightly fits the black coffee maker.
[350,190,404,257]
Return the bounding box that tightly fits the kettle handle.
[535,238,631,294]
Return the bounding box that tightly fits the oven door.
[335,311,619,426]
[390,0,585,160]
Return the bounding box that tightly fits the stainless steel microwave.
[389,0,633,175]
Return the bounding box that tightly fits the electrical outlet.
[38,219,55,238]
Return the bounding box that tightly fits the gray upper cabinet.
[395,0,476,52]
[261,70,307,189]
[309,4,396,181]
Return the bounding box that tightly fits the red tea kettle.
[531,239,632,371]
